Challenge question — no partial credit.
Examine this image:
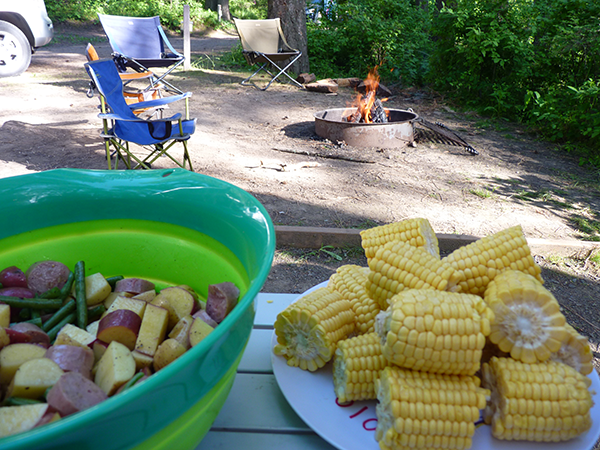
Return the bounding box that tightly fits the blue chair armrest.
[99,112,182,122]
[128,92,192,111]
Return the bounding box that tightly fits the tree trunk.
[267,0,310,74]
[221,0,231,21]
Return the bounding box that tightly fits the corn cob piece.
[481,356,593,442]
[328,264,381,334]
[375,366,488,450]
[366,240,464,310]
[273,286,355,372]
[332,332,389,403]
[550,324,594,376]
[441,225,543,296]
[360,218,440,261]
[484,270,568,364]
[375,289,493,376]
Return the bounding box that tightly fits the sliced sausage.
[26,261,70,295]
[45,345,95,378]
[114,278,156,295]
[205,282,240,323]
[46,372,108,417]
[10,323,50,348]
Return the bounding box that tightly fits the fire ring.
[314,108,419,148]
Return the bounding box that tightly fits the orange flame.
[344,66,388,123]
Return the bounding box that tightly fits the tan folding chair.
[234,18,303,91]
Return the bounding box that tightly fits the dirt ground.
[1,23,600,381]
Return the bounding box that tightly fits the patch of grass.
[49,34,106,45]
[353,220,380,230]
[570,215,600,241]
[469,187,494,198]
[191,44,246,71]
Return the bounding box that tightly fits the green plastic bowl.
[0,169,275,450]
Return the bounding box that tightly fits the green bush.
[307,0,432,85]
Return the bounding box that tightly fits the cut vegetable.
[550,324,594,375]
[484,270,567,364]
[273,286,355,372]
[332,332,389,403]
[441,225,543,296]
[481,356,593,442]
[375,366,488,450]
[360,217,440,260]
[328,264,380,335]
[375,289,493,376]
[366,240,463,310]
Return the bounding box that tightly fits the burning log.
[343,68,389,124]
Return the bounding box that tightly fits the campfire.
[343,68,388,124]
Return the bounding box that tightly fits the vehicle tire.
[0,20,32,78]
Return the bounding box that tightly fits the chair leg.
[241,63,270,87]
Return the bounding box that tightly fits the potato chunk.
[7,358,64,399]
[94,341,135,396]
[0,403,49,438]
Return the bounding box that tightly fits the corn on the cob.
[550,324,594,376]
[481,356,593,442]
[375,366,488,450]
[484,270,567,364]
[273,286,355,372]
[367,241,464,310]
[332,332,389,403]
[360,218,440,261]
[328,264,380,334]
[441,225,543,296]
[375,289,493,376]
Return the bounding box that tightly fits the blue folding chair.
[98,14,185,94]
[85,58,196,171]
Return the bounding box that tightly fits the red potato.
[10,323,50,348]
[0,287,35,298]
[0,403,49,438]
[0,328,9,350]
[192,309,218,328]
[26,261,70,295]
[45,344,95,378]
[0,266,28,288]
[151,287,197,330]
[205,282,240,323]
[114,278,155,296]
[97,310,142,351]
[92,339,109,363]
[188,318,214,347]
[5,328,33,344]
[47,371,108,417]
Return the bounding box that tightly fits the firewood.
[297,73,317,84]
[334,77,362,88]
[305,79,339,93]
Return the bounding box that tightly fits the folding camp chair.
[85,58,196,171]
[98,14,185,94]
[234,18,303,91]
[86,43,164,117]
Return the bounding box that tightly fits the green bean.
[47,312,77,342]
[9,316,43,328]
[59,271,75,299]
[74,261,87,329]
[106,275,124,290]
[38,287,62,299]
[87,304,106,323]
[41,299,76,332]
[119,372,144,392]
[18,308,31,321]
[3,397,43,406]
[0,296,63,310]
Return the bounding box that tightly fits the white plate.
[271,281,600,450]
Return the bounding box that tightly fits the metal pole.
[183,4,191,71]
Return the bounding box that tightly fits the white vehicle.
[0,0,53,77]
